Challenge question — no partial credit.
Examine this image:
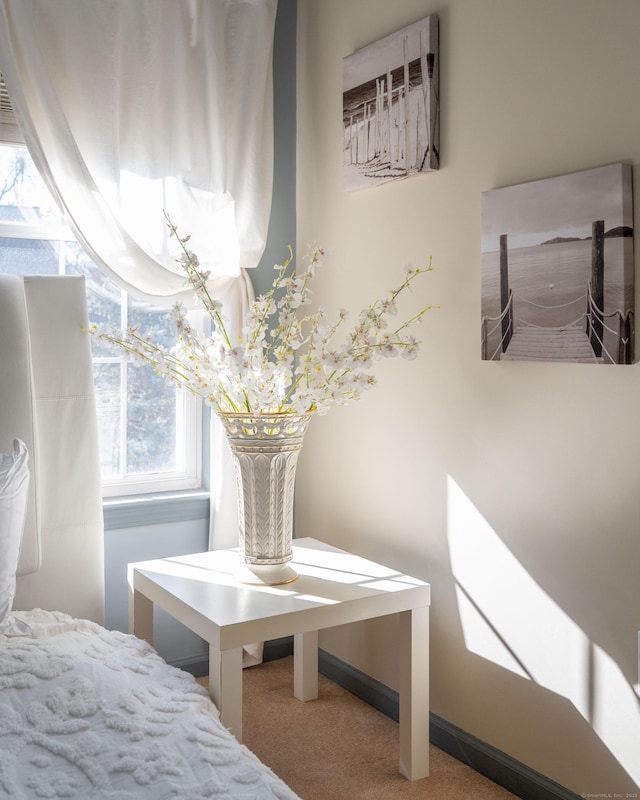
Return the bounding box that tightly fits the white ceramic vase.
[218,412,313,585]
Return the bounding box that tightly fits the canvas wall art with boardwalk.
[481,163,634,364]
[342,14,439,192]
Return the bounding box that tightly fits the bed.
[0,607,298,799]
[0,276,300,799]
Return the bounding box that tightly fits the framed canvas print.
[481,163,634,364]
[342,15,439,192]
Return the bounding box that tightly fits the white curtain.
[0,1,278,654]
[0,0,277,304]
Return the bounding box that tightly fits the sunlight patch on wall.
[453,584,531,680]
[446,475,640,787]
[447,476,589,715]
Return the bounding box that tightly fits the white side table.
[128,537,431,780]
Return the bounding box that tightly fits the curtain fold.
[0,0,277,305]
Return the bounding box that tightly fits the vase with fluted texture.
[218,412,312,585]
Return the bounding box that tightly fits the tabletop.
[129,537,430,648]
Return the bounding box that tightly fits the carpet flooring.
[199,656,519,800]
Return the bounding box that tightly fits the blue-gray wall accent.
[103,491,209,531]
[251,0,297,298]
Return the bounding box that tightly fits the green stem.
[165,212,234,349]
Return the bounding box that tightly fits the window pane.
[65,241,124,359]
[128,295,176,349]
[127,364,177,474]
[94,362,122,479]
[125,295,181,475]
[0,145,60,224]
[0,236,61,274]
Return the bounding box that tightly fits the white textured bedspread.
[0,610,300,799]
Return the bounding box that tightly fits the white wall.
[295,0,640,794]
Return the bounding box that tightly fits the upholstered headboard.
[0,275,105,624]
[0,275,40,576]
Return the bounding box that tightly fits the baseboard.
[318,647,399,720]
[172,653,209,678]
[173,636,293,679]
[317,648,580,800]
[428,714,581,800]
[176,640,580,800]
[263,636,295,662]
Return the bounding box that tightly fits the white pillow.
[0,439,31,636]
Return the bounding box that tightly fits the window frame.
[0,133,203,499]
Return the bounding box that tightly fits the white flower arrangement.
[91,217,436,416]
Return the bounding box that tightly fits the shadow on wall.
[447,476,640,791]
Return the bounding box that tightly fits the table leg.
[398,606,430,780]
[293,630,318,701]
[209,644,243,741]
[129,585,153,643]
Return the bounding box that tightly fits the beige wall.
[295,0,640,794]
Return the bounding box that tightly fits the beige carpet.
[199,656,518,800]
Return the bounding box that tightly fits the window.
[0,141,201,497]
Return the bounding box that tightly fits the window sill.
[103,490,210,531]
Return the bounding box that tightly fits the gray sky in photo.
[481,164,629,252]
[343,17,434,91]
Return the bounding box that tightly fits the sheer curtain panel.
[0,0,277,304]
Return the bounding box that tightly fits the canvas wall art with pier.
[481,163,634,364]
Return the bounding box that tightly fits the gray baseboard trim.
[172,654,209,678]
[174,636,293,679]
[317,648,580,800]
[318,647,399,720]
[429,714,581,800]
[174,639,580,800]
[263,636,295,662]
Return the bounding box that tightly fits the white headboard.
[0,275,104,624]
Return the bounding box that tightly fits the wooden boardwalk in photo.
[500,326,601,362]
[483,221,633,364]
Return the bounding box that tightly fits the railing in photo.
[481,221,634,364]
